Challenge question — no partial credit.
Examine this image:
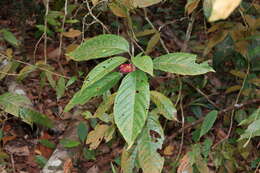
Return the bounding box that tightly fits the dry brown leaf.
[177,154,193,173]
[2,135,16,145]
[225,85,241,94]
[4,144,30,156]
[86,124,110,150]
[87,165,99,173]
[63,158,73,173]
[146,32,160,54]
[109,2,128,17]
[62,29,81,38]
[203,30,229,56]
[132,0,162,8]
[207,0,242,22]
[185,0,201,15]
[92,0,100,6]
[163,145,175,156]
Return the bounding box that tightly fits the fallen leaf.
[87,165,99,173]
[62,29,81,38]
[177,154,193,173]
[2,135,16,145]
[204,0,242,22]
[163,145,175,156]
[63,158,73,173]
[86,124,110,150]
[4,144,30,156]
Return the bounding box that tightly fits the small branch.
[57,0,68,75]
[213,56,251,148]
[44,0,49,64]
[0,53,70,79]
[85,0,110,33]
[143,8,169,54]
[183,79,220,110]
[175,76,184,162]
[181,13,195,52]
[166,99,260,142]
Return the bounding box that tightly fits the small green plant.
[64,34,214,172]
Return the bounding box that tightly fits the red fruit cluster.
[119,64,136,73]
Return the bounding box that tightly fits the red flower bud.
[119,64,136,73]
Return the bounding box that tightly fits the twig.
[85,0,110,33]
[10,154,15,173]
[183,79,220,110]
[44,0,49,64]
[213,55,250,149]
[175,76,184,162]
[57,0,68,75]
[181,13,195,52]
[143,8,169,54]
[0,53,70,79]
[33,34,44,63]
[166,98,260,142]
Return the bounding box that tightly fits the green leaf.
[0,92,53,128]
[121,146,138,173]
[239,119,260,140]
[153,53,215,75]
[202,138,213,158]
[67,34,129,61]
[64,72,122,112]
[0,59,12,81]
[77,122,89,143]
[35,155,47,168]
[114,70,150,147]
[83,147,96,160]
[111,162,117,173]
[19,108,54,128]
[45,72,56,89]
[17,65,37,81]
[39,139,56,149]
[239,108,260,126]
[66,76,77,87]
[199,110,218,138]
[60,139,81,148]
[150,91,177,120]
[137,115,165,173]
[1,29,20,47]
[82,56,127,89]
[132,55,153,76]
[56,77,66,100]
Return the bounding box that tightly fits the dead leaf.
[177,154,193,173]
[135,29,157,37]
[87,165,99,173]
[86,124,110,150]
[2,135,16,145]
[63,158,73,173]
[225,85,241,94]
[146,32,160,54]
[132,0,162,8]
[92,0,100,6]
[62,29,81,38]
[185,0,201,15]
[4,144,30,156]
[109,2,128,17]
[163,145,175,155]
[203,30,229,56]
[205,0,242,22]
